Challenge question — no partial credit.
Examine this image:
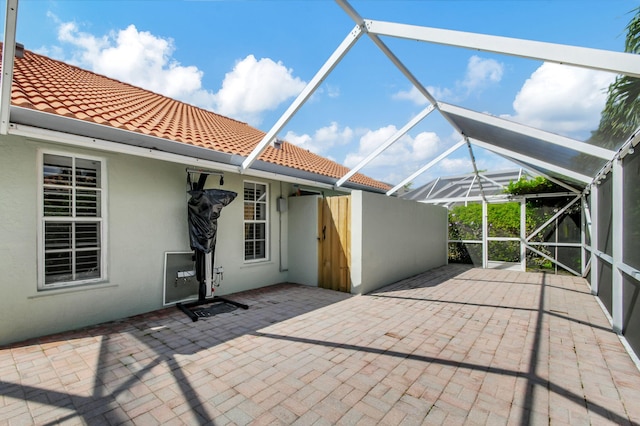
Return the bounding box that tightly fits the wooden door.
[318,196,351,293]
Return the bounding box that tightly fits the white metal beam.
[612,158,624,333]
[440,103,615,161]
[526,194,581,242]
[335,0,363,24]
[590,184,599,295]
[469,138,592,184]
[582,193,593,239]
[583,257,592,279]
[425,176,440,199]
[366,32,439,106]
[522,191,579,199]
[482,200,488,268]
[464,174,477,201]
[591,126,640,187]
[419,195,507,204]
[336,0,468,137]
[337,1,440,105]
[336,104,435,187]
[525,243,581,276]
[581,195,587,276]
[386,139,466,196]
[426,175,474,200]
[465,139,486,201]
[366,19,640,78]
[241,24,364,171]
[0,0,19,135]
[419,191,576,205]
[520,200,527,271]
[478,173,506,190]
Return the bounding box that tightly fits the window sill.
[240,261,274,269]
[29,282,118,299]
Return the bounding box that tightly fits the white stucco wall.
[350,190,448,295]
[287,196,320,286]
[205,174,290,295]
[0,134,291,345]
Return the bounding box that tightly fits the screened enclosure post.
[612,159,624,333]
[520,199,526,271]
[0,0,19,135]
[581,195,586,276]
[482,200,488,269]
[590,185,599,295]
[446,206,450,266]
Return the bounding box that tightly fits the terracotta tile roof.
[5,46,391,191]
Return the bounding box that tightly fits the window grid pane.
[45,222,72,251]
[244,203,255,220]
[76,190,100,217]
[76,222,100,248]
[76,250,100,279]
[255,202,266,220]
[44,251,72,284]
[43,154,72,187]
[43,187,72,216]
[75,158,100,188]
[245,241,255,260]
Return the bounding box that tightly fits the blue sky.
[6,0,638,187]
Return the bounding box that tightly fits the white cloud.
[503,62,615,137]
[284,122,353,154]
[392,85,452,105]
[284,132,314,150]
[50,17,306,126]
[393,55,503,104]
[343,125,440,172]
[213,55,306,125]
[460,55,503,94]
[315,122,353,145]
[308,83,339,103]
[57,22,213,105]
[438,158,472,174]
[326,84,340,98]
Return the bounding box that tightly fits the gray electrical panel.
[163,252,199,305]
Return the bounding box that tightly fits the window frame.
[243,180,269,263]
[37,149,108,289]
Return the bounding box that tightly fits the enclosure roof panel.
[441,108,609,179]
[402,169,531,202]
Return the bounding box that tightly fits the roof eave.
[10,106,240,165]
[250,158,388,194]
[9,106,387,193]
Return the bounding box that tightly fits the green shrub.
[448,176,581,271]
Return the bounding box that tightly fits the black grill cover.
[187,189,237,253]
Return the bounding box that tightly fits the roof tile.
[3,45,390,191]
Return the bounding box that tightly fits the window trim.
[37,149,108,290]
[243,180,269,263]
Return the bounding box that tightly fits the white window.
[243,181,268,261]
[39,152,106,288]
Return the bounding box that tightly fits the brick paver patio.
[2,265,640,425]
